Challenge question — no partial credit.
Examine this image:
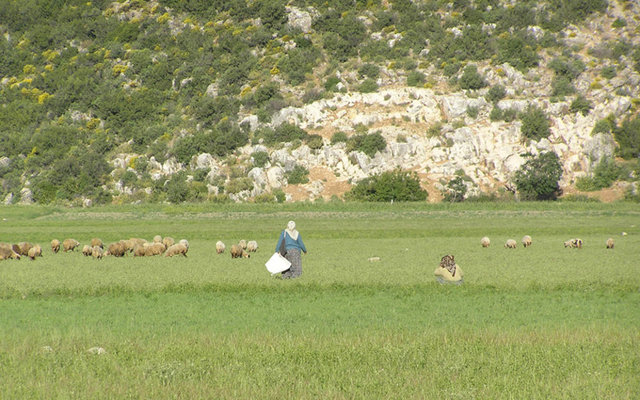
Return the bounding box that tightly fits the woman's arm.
[297,235,307,253]
[275,231,284,252]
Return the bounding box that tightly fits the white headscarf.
[285,220,299,240]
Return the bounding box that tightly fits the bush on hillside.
[520,106,551,141]
[513,152,563,201]
[346,169,428,202]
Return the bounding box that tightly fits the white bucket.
[265,252,291,275]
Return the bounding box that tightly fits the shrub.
[225,177,253,194]
[331,131,348,144]
[346,132,387,157]
[251,151,270,168]
[358,63,380,79]
[575,157,625,191]
[520,106,551,141]
[570,95,593,116]
[166,173,189,203]
[513,152,563,201]
[324,76,342,91]
[305,134,324,150]
[458,64,487,90]
[600,66,617,79]
[551,76,575,96]
[612,18,626,28]
[613,116,640,159]
[442,176,467,202]
[591,116,615,135]
[466,106,479,119]
[406,70,426,87]
[489,106,503,122]
[485,85,506,104]
[346,169,427,202]
[358,78,378,93]
[286,165,309,185]
[255,123,309,145]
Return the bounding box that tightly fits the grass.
[0,202,639,398]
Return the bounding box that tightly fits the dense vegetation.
[0,0,636,204]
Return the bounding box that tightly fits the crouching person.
[434,254,463,285]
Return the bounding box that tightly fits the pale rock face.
[584,133,617,168]
[286,6,313,33]
[162,158,182,175]
[248,167,267,189]
[20,188,33,204]
[267,166,286,189]
[4,193,13,205]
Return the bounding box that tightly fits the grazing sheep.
[12,244,21,255]
[179,239,189,250]
[133,244,146,257]
[522,235,532,248]
[0,244,20,260]
[165,243,188,257]
[231,244,250,258]
[82,245,92,256]
[238,239,247,250]
[63,239,80,252]
[246,240,258,252]
[92,246,103,259]
[153,235,162,243]
[162,236,175,249]
[144,242,166,257]
[128,238,147,251]
[480,236,490,248]
[90,238,103,249]
[106,242,126,257]
[28,244,42,260]
[564,240,573,248]
[606,238,614,249]
[51,239,60,253]
[504,239,517,249]
[18,242,33,256]
[216,241,226,254]
[572,238,583,249]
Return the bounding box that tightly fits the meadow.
[0,202,639,399]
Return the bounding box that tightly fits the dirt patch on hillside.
[561,185,626,203]
[285,166,352,201]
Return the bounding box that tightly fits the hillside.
[1,0,639,205]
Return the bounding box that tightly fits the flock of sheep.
[0,235,189,261]
[479,235,616,249]
[216,239,259,258]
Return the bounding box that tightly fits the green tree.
[346,169,428,202]
[520,106,551,141]
[514,152,563,201]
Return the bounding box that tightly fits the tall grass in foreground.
[0,203,639,398]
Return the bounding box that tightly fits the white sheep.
[504,239,517,249]
[216,241,226,254]
[522,235,532,248]
[480,236,490,248]
[246,240,258,252]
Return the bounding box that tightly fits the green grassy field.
[1,202,639,399]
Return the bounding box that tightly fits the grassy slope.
[0,202,639,398]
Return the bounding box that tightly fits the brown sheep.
[0,245,21,260]
[504,239,517,249]
[231,244,250,258]
[90,238,103,249]
[18,242,33,256]
[153,235,162,243]
[162,236,175,249]
[480,236,490,248]
[165,243,188,257]
[606,238,614,249]
[144,242,165,257]
[246,240,258,252]
[133,244,146,257]
[63,239,80,252]
[238,239,247,250]
[82,245,92,256]
[522,235,532,248]
[106,242,126,257]
[28,244,42,260]
[12,244,21,255]
[128,238,147,251]
[216,241,226,254]
[51,239,60,253]
[92,246,103,259]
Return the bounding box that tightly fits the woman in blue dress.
[275,221,307,279]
